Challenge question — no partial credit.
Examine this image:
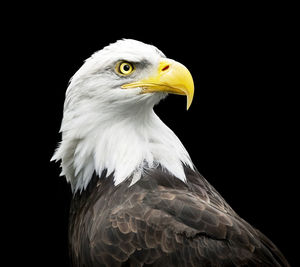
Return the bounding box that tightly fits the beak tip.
[186,94,193,110]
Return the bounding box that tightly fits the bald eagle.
[52,39,289,266]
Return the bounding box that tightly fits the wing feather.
[69,168,290,266]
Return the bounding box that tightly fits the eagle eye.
[116,61,135,76]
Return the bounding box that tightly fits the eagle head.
[52,39,195,192]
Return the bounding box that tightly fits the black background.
[9,3,297,266]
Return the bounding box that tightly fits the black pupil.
[123,64,130,72]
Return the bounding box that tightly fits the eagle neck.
[54,101,194,193]
[89,107,194,188]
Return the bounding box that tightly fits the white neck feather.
[52,97,194,192]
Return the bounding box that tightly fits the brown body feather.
[69,166,289,267]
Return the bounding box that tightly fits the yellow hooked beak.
[121,59,194,110]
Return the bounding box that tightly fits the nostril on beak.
[161,65,170,72]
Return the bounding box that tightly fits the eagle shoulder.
[69,168,289,267]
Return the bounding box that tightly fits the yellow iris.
[117,62,134,75]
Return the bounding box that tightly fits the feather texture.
[69,166,290,267]
[52,39,193,192]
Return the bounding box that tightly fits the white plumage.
[52,39,194,192]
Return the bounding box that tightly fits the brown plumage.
[69,166,289,267]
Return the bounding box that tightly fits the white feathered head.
[52,39,194,192]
